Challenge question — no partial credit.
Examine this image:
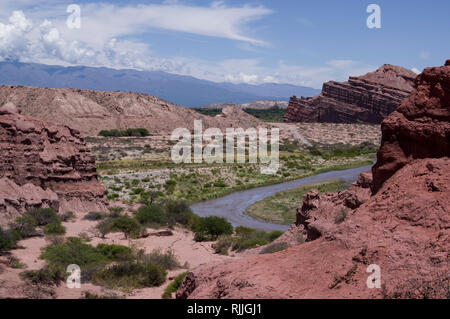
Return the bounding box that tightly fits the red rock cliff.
[0,105,107,225]
[284,64,416,123]
[372,60,450,192]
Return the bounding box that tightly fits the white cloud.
[0,9,376,89]
[411,67,421,74]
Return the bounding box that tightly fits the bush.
[110,216,141,239]
[162,272,188,299]
[9,215,38,238]
[214,180,227,188]
[40,237,110,271]
[259,242,290,254]
[60,211,76,222]
[96,244,134,261]
[84,211,105,221]
[0,226,18,252]
[193,216,233,242]
[134,204,167,227]
[19,266,64,286]
[231,227,283,251]
[93,261,167,290]
[142,249,180,270]
[213,235,233,255]
[43,222,66,236]
[164,200,199,229]
[25,208,60,226]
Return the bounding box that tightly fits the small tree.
[111,216,141,239]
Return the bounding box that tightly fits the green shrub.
[40,237,110,270]
[96,244,134,261]
[231,227,283,251]
[134,204,167,227]
[110,216,141,239]
[96,219,114,238]
[20,266,64,286]
[108,206,124,218]
[193,216,233,242]
[259,242,290,254]
[162,272,188,299]
[84,211,105,221]
[9,215,38,238]
[25,208,60,226]
[164,200,199,229]
[213,235,233,255]
[142,249,180,270]
[0,226,18,252]
[43,222,66,236]
[93,261,167,290]
[214,180,227,188]
[60,211,76,222]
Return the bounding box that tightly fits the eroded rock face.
[296,172,372,241]
[0,112,107,225]
[284,65,416,124]
[176,61,450,299]
[372,60,450,192]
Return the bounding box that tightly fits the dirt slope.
[0,86,263,136]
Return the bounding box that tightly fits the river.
[190,164,373,232]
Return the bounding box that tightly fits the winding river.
[190,164,373,232]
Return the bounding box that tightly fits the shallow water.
[190,165,373,231]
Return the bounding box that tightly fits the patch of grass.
[43,222,66,236]
[92,261,167,290]
[24,208,60,226]
[213,235,233,255]
[244,179,347,225]
[162,272,188,299]
[60,211,76,222]
[231,227,283,251]
[20,266,64,286]
[334,208,348,224]
[83,212,105,221]
[259,242,290,254]
[142,249,180,270]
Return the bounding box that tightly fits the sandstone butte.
[0,104,107,226]
[284,64,417,124]
[0,86,263,137]
[177,60,450,299]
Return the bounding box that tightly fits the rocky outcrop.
[372,60,450,192]
[296,172,372,241]
[284,65,416,123]
[0,108,107,225]
[0,86,263,136]
[177,61,450,299]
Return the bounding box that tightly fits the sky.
[0,0,449,88]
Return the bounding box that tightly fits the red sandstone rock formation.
[372,60,450,192]
[0,106,107,225]
[284,64,417,124]
[177,61,450,299]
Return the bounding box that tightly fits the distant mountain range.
[0,62,320,107]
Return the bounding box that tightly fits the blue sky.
[0,0,449,88]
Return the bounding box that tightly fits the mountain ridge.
[0,62,320,107]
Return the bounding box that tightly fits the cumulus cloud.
[0,11,32,61]
[0,8,375,88]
